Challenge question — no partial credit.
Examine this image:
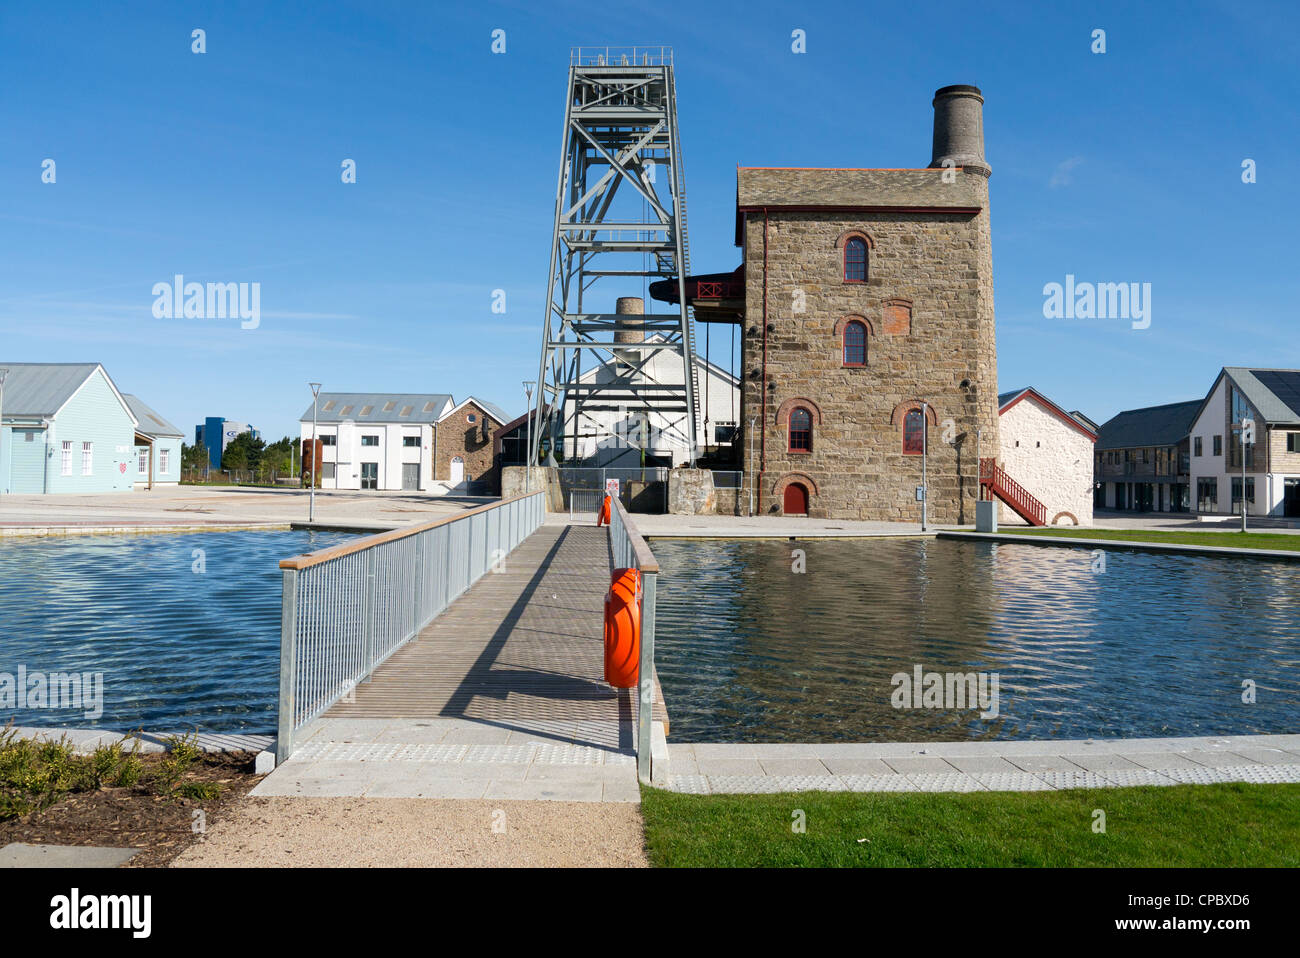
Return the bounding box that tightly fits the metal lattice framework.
[529,46,698,467]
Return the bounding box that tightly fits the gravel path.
[172,796,649,867]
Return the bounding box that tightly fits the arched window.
[789,407,813,453]
[844,237,868,283]
[843,320,867,366]
[903,409,926,455]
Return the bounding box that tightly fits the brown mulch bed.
[0,751,266,867]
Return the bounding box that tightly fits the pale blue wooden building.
[124,394,183,488]
[0,363,174,494]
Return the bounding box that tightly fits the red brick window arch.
[835,230,874,284]
[843,320,868,366]
[788,407,813,453]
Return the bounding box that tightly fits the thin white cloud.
[1049,156,1085,188]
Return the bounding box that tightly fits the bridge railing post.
[637,571,657,783]
[361,548,376,683]
[275,567,299,764]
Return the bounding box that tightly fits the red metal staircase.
[979,458,1047,526]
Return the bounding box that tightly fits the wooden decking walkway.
[255,519,664,802]
[325,522,634,750]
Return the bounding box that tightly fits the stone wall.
[435,401,503,492]
[667,468,716,515]
[714,487,742,516]
[500,465,563,511]
[1267,426,1300,475]
[738,173,999,523]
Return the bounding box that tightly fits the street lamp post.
[1240,417,1254,533]
[308,382,322,524]
[921,402,929,532]
[523,380,535,494]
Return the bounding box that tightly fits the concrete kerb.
[649,721,670,786]
[938,529,1300,561]
[3,726,275,768]
[0,522,290,538]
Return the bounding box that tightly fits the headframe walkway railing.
[275,491,546,761]
[607,494,660,782]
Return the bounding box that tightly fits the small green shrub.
[88,739,145,788]
[152,732,206,793]
[173,781,222,801]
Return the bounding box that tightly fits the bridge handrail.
[607,495,659,782]
[279,491,543,569]
[980,457,1047,525]
[275,490,546,761]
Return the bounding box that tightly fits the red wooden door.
[783,483,809,515]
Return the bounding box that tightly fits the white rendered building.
[299,393,453,491]
[997,387,1097,525]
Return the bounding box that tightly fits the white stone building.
[299,392,453,491]
[997,387,1097,525]
[1187,367,1300,518]
[561,338,740,468]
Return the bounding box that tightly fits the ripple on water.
[650,537,1300,743]
[0,529,354,733]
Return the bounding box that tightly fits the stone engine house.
[731,85,1000,522]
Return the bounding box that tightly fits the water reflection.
[0,529,354,733]
[651,537,1300,743]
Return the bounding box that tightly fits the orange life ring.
[603,567,641,688]
[596,494,611,527]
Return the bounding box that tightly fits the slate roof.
[1095,400,1202,451]
[1069,410,1099,432]
[1222,367,1300,424]
[300,393,453,424]
[0,363,101,418]
[736,168,985,210]
[997,386,1097,440]
[123,394,184,438]
[462,398,512,425]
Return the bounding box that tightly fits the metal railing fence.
[557,466,669,512]
[607,495,660,782]
[569,488,605,516]
[570,46,673,66]
[275,491,546,761]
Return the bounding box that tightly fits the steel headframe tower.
[529,46,699,468]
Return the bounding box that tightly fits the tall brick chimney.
[614,296,645,366]
[929,85,990,178]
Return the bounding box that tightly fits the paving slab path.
[662,734,1300,794]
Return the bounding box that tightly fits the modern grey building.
[1187,367,1300,517]
[1093,400,1201,512]
[195,417,260,470]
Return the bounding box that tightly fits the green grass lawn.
[982,527,1300,552]
[640,784,1300,867]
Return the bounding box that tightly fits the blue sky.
[2,0,1296,440]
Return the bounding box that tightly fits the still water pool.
[651,537,1300,743]
[0,529,353,733]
